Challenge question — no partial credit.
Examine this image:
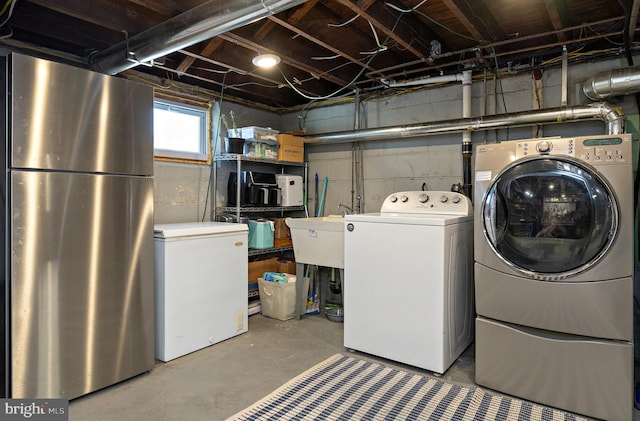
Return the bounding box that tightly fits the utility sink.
[286,216,344,268]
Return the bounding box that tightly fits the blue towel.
[263,272,288,283]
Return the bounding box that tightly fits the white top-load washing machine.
[474,134,633,420]
[344,191,474,374]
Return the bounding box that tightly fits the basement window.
[154,99,209,162]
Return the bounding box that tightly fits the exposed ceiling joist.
[544,0,570,42]
[335,0,427,59]
[441,0,506,42]
[5,0,632,110]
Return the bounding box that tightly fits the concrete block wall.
[154,162,212,224]
[154,56,638,222]
[281,57,638,215]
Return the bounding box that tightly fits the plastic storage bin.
[258,276,310,321]
[234,126,279,140]
[243,139,279,159]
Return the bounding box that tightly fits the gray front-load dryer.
[474,134,633,421]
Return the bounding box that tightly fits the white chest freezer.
[154,222,248,362]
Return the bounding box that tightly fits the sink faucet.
[338,203,353,216]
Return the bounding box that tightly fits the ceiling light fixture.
[252,53,281,68]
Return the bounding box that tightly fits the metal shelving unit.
[216,205,305,214]
[248,245,293,257]
[212,153,308,254]
[213,153,307,316]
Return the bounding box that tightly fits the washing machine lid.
[154,221,248,238]
[347,191,472,225]
[345,212,471,225]
[481,155,618,279]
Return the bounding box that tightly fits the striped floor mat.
[228,354,591,421]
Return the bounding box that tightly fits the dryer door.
[482,156,617,279]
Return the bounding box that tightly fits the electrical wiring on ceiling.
[191,66,247,76]
[360,21,388,55]
[0,0,15,27]
[328,14,360,28]
[311,54,342,60]
[288,8,469,106]
[385,0,429,14]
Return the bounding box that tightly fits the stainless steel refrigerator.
[0,53,155,398]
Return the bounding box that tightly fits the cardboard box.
[277,134,304,162]
[273,218,291,239]
[277,258,296,274]
[275,238,293,248]
[248,257,278,284]
[248,256,298,283]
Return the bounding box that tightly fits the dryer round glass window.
[482,156,618,278]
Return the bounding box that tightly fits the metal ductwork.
[304,103,625,145]
[87,0,308,75]
[583,66,640,100]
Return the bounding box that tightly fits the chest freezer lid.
[154,222,248,239]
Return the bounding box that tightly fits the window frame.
[153,98,211,163]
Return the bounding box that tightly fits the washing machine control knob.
[390,195,398,203]
[440,195,448,203]
[401,195,409,203]
[417,193,429,203]
[452,196,461,204]
[537,140,552,153]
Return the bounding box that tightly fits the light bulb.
[252,54,281,68]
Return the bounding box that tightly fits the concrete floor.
[69,314,639,421]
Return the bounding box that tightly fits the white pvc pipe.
[462,70,472,143]
[384,73,466,88]
[461,70,472,197]
[561,45,568,106]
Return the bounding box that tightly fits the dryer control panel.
[380,191,472,215]
[513,134,631,164]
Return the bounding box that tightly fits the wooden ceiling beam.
[218,32,348,86]
[268,15,375,71]
[154,64,289,104]
[177,49,261,82]
[255,0,319,40]
[176,38,223,74]
[544,0,569,42]
[335,0,427,59]
[441,0,505,43]
[169,52,324,100]
[126,0,177,15]
[28,0,165,33]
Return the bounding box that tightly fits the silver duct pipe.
[87,0,307,75]
[304,103,624,144]
[583,66,640,100]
